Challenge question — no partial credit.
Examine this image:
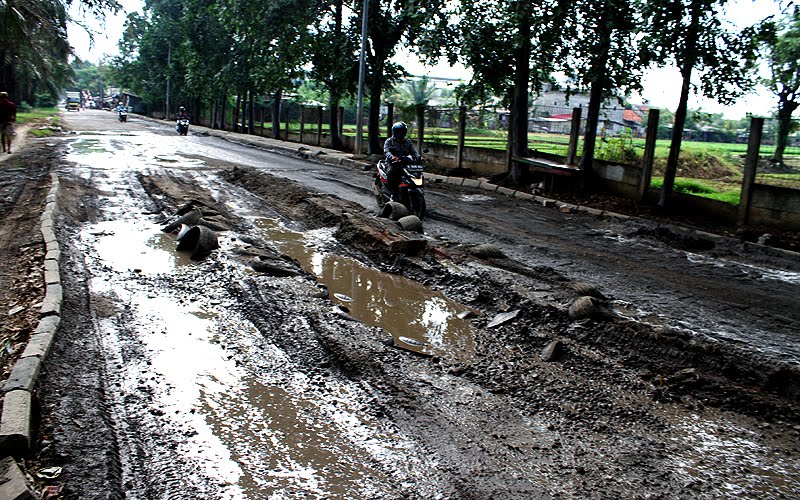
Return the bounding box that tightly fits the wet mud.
[8,112,799,498]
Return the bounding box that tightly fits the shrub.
[34,92,57,107]
[18,102,33,113]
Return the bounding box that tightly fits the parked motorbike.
[373,148,428,220]
[117,109,127,122]
[176,118,189,135]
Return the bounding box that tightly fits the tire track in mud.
[32,127,800,498]
[417,181,800,366]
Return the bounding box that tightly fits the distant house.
[530,84,648,136]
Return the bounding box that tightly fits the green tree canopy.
[764,8,800,166]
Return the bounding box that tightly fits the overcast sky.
[68,0,786,119]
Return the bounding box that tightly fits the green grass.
[29,129,54,138]
[650,177,741,205]
[16,107,59,124]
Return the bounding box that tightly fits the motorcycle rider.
[176,106,189,134]
[383,121,422,199]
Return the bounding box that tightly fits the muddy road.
[20,109,800,498]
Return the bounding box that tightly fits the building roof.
[623,109,643,124]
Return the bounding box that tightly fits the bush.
[34,92,57,107]
[18,102,33,113]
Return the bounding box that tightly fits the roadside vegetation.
[17,107,61,138]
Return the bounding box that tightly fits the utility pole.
[165,41,171,120]
[355,0,369,156]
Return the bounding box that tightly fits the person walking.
[0,92,17,154]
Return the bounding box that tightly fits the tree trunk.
[658,66,693,208]
[771,100,798,167]
[658,5,701,209]
[509,1,532,184]
[233,94,241,133]
[248,92,255,135]
[220,96,227,131]
[578,0,612,175]
[328,0,344,150]
[368,71,382,155]
[579,77,606,173]
[272,89,282,139]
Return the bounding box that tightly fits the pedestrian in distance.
[0,92,16,154]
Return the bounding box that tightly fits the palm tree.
[1,0,119,103]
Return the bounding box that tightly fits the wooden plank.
[512,156,581,176]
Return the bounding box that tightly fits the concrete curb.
[1,173,62,460]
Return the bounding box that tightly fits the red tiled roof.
[623,109,643,123]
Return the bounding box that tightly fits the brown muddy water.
[251,217,476,361]
[69,134,445,497]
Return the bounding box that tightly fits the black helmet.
[179,106,186,112]
[391,121,408,139]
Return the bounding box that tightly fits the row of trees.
[109,0,785,206]
[0,0,120,105]
[6,0,800,207]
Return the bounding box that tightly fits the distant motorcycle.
[176,118,189,135]
[373,148,428,219]
[117,109,127,122]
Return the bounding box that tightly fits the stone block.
[461,178,480,188]
[0,456,35,499]
[35,315,60,336]
[323,156,343,166]
[41,226,56,244]
[447,177,465,186]
[3,357,41,393]
[514,191,535,200]
[40,283,63,317]
[44,260,60,285]
[21,331,54,359]
[496,186,516,196]
[478,181,499,192]
[45,248,61,261]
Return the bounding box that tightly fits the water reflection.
[252,217,475,361]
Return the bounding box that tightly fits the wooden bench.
[512,155,582,193]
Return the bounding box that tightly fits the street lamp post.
[355,0,369,156]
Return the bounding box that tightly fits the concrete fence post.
[299,105,306,144]
[386,102,394,139]
[738,117,764,226]
[284,105,290,141]
[416,104,425,152]
[639,108,660,200]
[566,107,582,166]
[317,106,323,146]
[457,106,467,169]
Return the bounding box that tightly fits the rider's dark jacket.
[383,136,421,163]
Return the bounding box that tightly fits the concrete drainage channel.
[0,174,62,499]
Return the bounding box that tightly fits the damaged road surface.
[31,110,800,498]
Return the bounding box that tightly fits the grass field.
[246,121,800,206]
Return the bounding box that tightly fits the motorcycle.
[117,109,127,122]
[373,148,428,220]
[176,118,189,135]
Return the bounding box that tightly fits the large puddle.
[251,217,476,362]
[71,134,439,497]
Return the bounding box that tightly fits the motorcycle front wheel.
[408,190,426,220]
[372,176,384,206]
